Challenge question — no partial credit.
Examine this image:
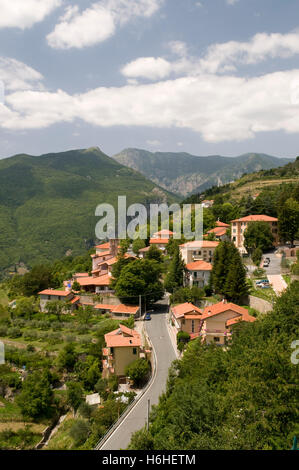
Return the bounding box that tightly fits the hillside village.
[0,177,298,450]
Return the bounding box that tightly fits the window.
[48,295,51,300]
[58,296,61,301]
[214,337,220,343]
[191,320,195,333]
[110,347,114,354]
[233,236,236,242]
[133,348,137,355]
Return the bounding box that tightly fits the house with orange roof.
[149,237,169,251]
[180,240,219,264]
[38,289,75,312]
[171,301,256,346]
[171,302,203,337]
[76,274,113,293]
[102,324,142,377]
[231,214,279,254]
[91,239,120,271]
[152,229,174,239]
[201,301,256,345]
[95,303,140,318]
[184,260,212,288]
[206,220,230,241]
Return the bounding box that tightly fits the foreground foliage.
[129,282,299,450]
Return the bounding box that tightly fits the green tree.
[57,343,77,371]
[224,251,249,302]
[72,281,81,292]
[244,222,274,252]
[14,297,38,319]
[132,238,146,255]
[16,371,54,419]
[145,245,163,263]
[125,358,151,387]
[66,381,83,415]
[164,246,185,293]
[22,265,55,297]
[278,197,299,244]
[115,259,164,306]
[252,247,263,266]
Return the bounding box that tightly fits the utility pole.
[147,399,150,431]
[139,294,142,318]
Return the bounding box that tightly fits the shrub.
[0,326,8,336]
[177,331,190,345]
[69,420,90,446]
[78,402,93,419]
[7,327,22,338]
[125,359,151,387]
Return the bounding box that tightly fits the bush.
[7,327,22,338]
[125,359,151,387]
[69,420,90,446]
[177,331,190,345]
[253,268,266,278]
[252,247,263,266]
[78,402,93,419]
[0,326,8,336]
[23,330,38,341]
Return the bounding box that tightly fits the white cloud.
[2,68,299,145]
[146,139,161,146]
[227,0,239,5]
[47,0,164,49]
[122,31,299,82]
[0,0,61,29]
[121,57,172,80]
[0,57,44,92]
[198,32,299,74]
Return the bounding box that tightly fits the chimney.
[208,310,211,316]
[109,238,119,257]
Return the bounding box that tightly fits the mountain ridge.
[112,148,294,196]
[0,147,178,274]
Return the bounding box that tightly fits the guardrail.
[94,319,157,451]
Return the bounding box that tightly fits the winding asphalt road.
[99,299,177,450]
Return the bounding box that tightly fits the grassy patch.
[46,414,76,450]
[0,398,24,422]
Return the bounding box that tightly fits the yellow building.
[102,324,142,377]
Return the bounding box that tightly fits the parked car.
[145,312,151,321]
[263,261,269,268]
[256,279,269,285]
[265,257,270,263]
[259,284,271,289]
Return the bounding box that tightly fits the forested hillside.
[0,147,178,275]
[129,282,299,450]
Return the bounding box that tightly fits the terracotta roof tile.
[202,302,248,320]
[231,214,278,223]
[39,289,71,297]
[186,260,212,271]
[172,302,203,319]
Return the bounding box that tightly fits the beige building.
[180,240,219,264]
[231,214,279,254]
[171,301,255,346]
[102,324,142,377]
[201,302,255,345]
[171,303,203,336]
[185,260,212,288]
[38,289,76,312]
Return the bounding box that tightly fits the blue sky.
[0,0,299,159]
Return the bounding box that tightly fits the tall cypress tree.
[211,241,248,302]
[164,246,185,293]
[224,250,249,302]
